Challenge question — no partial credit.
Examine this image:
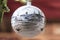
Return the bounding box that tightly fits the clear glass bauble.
[11,4,45,37]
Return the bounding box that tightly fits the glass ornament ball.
[11,4,45,37]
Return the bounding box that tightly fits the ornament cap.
[26,0,31,6]
[27,2,31,6]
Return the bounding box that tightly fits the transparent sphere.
[11,5,45,37]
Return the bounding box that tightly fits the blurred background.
[0,0,60,40]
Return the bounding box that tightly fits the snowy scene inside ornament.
[11,1,45,37]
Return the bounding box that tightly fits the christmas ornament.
[11,0,45,37]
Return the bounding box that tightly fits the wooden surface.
[0,23,60,40]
